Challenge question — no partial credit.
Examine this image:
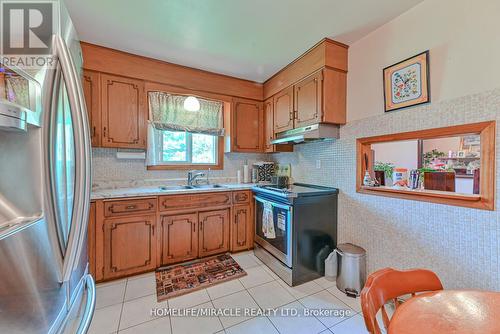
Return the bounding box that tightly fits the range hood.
[271,123,340,144]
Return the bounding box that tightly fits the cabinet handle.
[92,126,96,137]
[103,126,107,137]
[289,112,293,121]
[200,221,203,231]
[125,205,137,210]
[193,223,196,233]
[152,225,155,236]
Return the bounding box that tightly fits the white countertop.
[91,183,257,200]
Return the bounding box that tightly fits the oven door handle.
[254,196,292,211]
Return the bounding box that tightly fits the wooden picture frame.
[383,51,430,112]
[356,121,496,211]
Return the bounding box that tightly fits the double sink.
[158,184,227,191]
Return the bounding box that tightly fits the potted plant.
[374,162,394,186]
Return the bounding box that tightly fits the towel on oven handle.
[262,201,276,239]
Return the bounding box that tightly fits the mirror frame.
[356,121,496,210]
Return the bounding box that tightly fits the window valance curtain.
[148,91,224,136]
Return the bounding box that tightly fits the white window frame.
[155,130,218,166]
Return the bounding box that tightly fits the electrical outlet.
[316,159,321,169]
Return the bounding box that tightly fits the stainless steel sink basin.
[191,184,227,189]
[159,185,194,191]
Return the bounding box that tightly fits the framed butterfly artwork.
[383,50,430,112]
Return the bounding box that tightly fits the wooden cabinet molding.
[92,191,255,282]
[102,215,156,280]
[101,74,147,149]
[81,42,263,101]
[294,70,323,128]
[231,204,253,252]
[160,213,198,265]
[229,98,264,152]
[264,38,348,99]
[82,70,101,146]
[273,86,294,133]
[198,209,230,257]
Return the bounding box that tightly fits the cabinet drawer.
[232,191,251,204]
[104,198,157,217]
[159,192,231,211]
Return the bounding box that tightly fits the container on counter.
[392,168,408,187]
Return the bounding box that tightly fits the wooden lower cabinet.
[102,215,156,280]
[198,209,230,257]
[160,213,198,265]
[231,204,253,252]
[92,192,254,282]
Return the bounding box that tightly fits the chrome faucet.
[187,170,207,186]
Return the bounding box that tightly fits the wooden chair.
[360,268,443,334]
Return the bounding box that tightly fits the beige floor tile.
[96,281,126,309]
[277,279,324,299]
[211,290,259,328]
[119,294,167,330]
[268,301,327,334]
[329,314,369,334]
[327,287,362,313]
[231,252,261,269]
[238,265,274,289]
[207,279,245,300]
[299,290,354,328]
[88,303,122,334]
[247,281,295,309]
[124,274,156,301]
[118,316,171,334]
[168,289,211,309]
[313,277,337,289]
[225,317,278,334]
[170,302,223,334]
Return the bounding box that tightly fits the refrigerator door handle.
[54,35,92,283]
[76,274,96,334]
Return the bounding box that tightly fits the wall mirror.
[356,121,495,210]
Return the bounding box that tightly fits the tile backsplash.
[273,88,500,290]
[91,149,267,190]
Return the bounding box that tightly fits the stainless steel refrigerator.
[0,1,95,333]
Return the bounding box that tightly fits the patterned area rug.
[155,253,247,302]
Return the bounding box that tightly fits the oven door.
[254,195,293,267]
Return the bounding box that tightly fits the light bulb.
[183,96,200,111]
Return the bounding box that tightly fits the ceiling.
[65,0,423,82]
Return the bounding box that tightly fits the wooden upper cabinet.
[231,204,253,252]
[264,97,274,153]
[273,86,294,133]
[160,213,198,265]
[102,215,156,279]
[198,209,230,257]
[100,74,146,149]
[231,98,264,152]
[295,70,322,128]
[82,70,101,146]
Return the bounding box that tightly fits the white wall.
[372,140,418,170]
[347,0,500,122]
[273,0,500,290]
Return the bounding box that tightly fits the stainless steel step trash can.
[336,243,366,297]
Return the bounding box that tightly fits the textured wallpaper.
[91,149,268,189]
[272,89,500,290]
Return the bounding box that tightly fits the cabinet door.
[103,215,156,279]
[82,70,101,146]
[232,98,263,152]
[198,209,230,257]
[273,86,294,133]
[101,74,146,149]
[231,204,253,252]
[160,213,198,265]
[295,70,323,128]
[264,98,274,153]
[87,202,96,278]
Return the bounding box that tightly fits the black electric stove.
[252,183,338,286]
